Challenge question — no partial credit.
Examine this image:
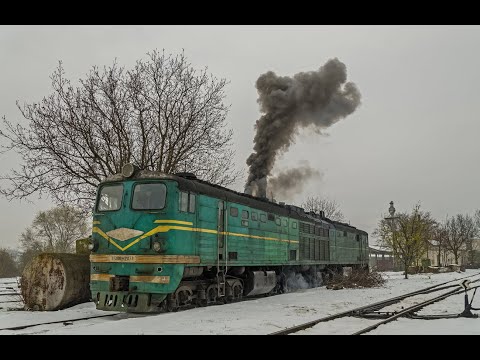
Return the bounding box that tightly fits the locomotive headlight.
[122,163,138,178]
[152,241,162,252]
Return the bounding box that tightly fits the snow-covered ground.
[0,270,479,335]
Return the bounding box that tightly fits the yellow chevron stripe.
[93,220,101,225]
[154,220,193,226]
[93,227,124,251]
[93,224,299,252]
[224,230,299,244]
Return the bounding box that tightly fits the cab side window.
[179,191,196,213]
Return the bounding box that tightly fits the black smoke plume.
[245,58,361,197]
[268,164,322,201]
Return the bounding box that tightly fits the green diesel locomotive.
[89,164,368,312]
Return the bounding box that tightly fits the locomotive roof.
[102,170,367,235]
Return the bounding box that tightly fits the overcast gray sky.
[1,25,480,249]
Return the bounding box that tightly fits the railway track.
[351,285,479,335]
[269,272,480,335]
[0,313,125,332]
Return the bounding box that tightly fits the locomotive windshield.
[97,184,123,211]
[132,183,167,210]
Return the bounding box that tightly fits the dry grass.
[325,269,386,290]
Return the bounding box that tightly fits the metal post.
[385,201,400,271]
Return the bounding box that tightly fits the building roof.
[369,246,393,255]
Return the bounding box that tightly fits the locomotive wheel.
[206,284,218,304]
[229,280,243,302]
[175,286,193,307]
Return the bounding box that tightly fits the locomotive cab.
[89,165,198,312]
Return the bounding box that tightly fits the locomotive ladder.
[216,201,228,298]
[217,268,226,298]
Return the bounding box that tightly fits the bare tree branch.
[442,213,476,264]
[0,50,240,209]
[302,196,345,222]
[20,205,89,253]
[0,249,18,277]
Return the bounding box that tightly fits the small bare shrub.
[325,269,386,290]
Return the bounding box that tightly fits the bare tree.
[475,209,480,227]
[20,205,88,254]
[0,249,18,278]
[374,204,436,279]
[443,213,476,265]
[474,210,480,240]
[302,196,345,222]
[0,50,239,208]
[433,223,448,267]
[470,210,480,265]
